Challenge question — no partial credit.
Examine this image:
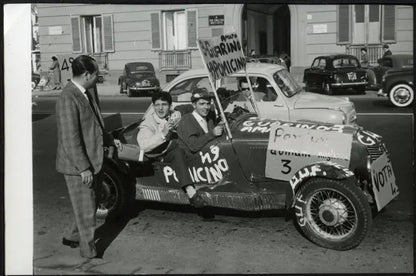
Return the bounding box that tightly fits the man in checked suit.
[56,55,113,261]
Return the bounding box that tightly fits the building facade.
[35,4,413,85]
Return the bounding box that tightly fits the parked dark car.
[368,54,413,90]
[118,62,160,97]
[379,66,414,107]
[32,72,40,89]
[303,55,368,95]
[97,92,398,251]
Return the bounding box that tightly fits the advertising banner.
[265,124,353,181]
[197,33,246,81]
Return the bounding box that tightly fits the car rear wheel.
[32,81,37,89]
[97,164,129,220]
[323,83,333,95]
[294,177,372,251]
[389,83,414,107]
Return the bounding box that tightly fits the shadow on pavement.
[95,215,130,258]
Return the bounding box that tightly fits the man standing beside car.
[56,55,114,264]
[136,91,207,208]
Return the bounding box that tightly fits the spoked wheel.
[294,177,371,250]
[389,84,414,107]
[96,164,125,220]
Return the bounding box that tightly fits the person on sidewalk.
[382,44,392,58]
[56,55,115,262]
[359,47,376,89]
[136,91,207,208]
[49,56,61,90]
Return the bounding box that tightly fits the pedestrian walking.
[49,56,62,90]
[359,47,376,89]
[55,55,115,265]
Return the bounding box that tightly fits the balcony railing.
[346,45,384,66]
[159,50,192,71]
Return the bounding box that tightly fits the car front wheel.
[97,164,128,220]
[294,177,372,251]
[127,86,133,97]
[389,83,414,107]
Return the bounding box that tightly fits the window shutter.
[337,5,351,44]
[151,12,161,50]
[70,16,82,53]
[102,14,114,52]
[187,9,198,48]
[382,5,396,42]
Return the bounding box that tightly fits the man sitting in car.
[177,88,224,156]
[136,91,207,208]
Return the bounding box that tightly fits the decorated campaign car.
[99,91,398,251]
[98,32,398,251]
[162,63,357,125]
[303,55,368,95]
[118,62,160,97]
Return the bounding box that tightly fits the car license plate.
[347,72,357,81]
[370,153,399,211]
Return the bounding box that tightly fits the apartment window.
[337,5,396,45]
[151,9,198,50]
[71,14,114,53]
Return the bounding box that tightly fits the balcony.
[159,50,192,71]
[346,45,384,66]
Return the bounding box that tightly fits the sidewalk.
[32,83,120,98]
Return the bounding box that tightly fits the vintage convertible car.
[119,62,160,97]
[303,54,368,95]
[162,63,357,125]
[98,90,398,251]
[379,66,414,107]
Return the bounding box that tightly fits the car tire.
[357,86,366,95]
[127,86,133,97]
[389,83,414,107]
[119,82,125,94]
[294,177,372,251]
[96,164,130,220]
[323,83,333,95]
[32,81,37,89]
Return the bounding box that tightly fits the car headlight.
[135,82,141,86]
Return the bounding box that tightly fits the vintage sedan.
[303,55,368,95]
[369,54,413,90]
[379,66,414,107]
[98,87,399,251]
[162,63,357,125]
[119,62,160,97]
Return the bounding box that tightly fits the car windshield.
[333,58,359,68]
[273,69,303,97]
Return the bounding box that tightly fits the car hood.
[293,92,350,110]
